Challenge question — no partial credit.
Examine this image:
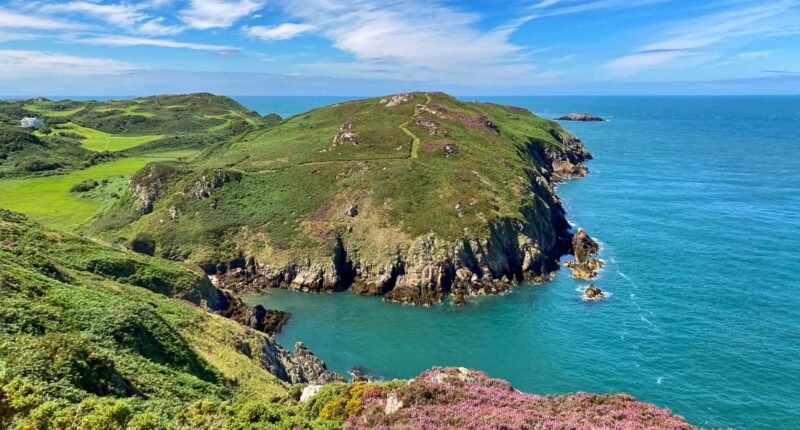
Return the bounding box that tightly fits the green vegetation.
[0,152,197,230]
[93,92,575,268]
[0,93,260,178]
[0,209,362,429]
[46,122,162,152]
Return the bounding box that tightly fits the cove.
[242,96,800,430]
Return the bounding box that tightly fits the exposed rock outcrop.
[545,129,593,180]
[583,284,605,300]
[333,122,357,145]
[128,164,171,214]
[258,340,344,385]
[381,93,412,107]
[564,228,604,279]
[558,112,606,122]
[213,288,291,335]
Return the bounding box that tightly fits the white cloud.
[74,35,239,52]
[275,0,538,84]
[180,0,264,29]
[531,0,667,17]
[244,23,315,41]
[0,7,84,30]
[604,1,800,75]
[42,1,148,28]
[737,50,771,60]
[604,50,686,75]
[0,32,40,42]
[139,17,184,36]
[0,50,133,77]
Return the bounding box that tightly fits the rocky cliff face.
[208,132,592,306]
[256,339,344,385]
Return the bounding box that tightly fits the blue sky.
[1,0,799,95]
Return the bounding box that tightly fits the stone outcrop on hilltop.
[557,112,606,122]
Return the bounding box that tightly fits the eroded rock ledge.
[205,135,595,306]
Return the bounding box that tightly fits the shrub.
[131,233,157,256]
[70,179,99,193]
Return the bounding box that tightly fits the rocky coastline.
[204,130,596,306]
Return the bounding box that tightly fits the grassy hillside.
[0,94,270,230]
[0,93,262,179]
[91,92,590,304]
[0,209,350,429]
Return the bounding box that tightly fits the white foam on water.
[640,314,663,334]
[657,377,663,385]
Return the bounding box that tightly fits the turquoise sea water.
[238,96,800,429]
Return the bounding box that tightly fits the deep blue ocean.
[237,95,800,430]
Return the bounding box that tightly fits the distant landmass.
[557,112,606,121]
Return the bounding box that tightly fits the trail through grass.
[399,92,428,159]
[0,150,197,230]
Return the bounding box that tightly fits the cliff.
[94,92,593,305]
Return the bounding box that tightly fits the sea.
[237,95,800,430]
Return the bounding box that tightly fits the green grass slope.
[0,210,350,429]
[92,92,592,304]
[0,94,262,179]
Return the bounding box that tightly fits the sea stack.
[583,284,605,300]
[564,228,604,279]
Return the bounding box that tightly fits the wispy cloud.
[244,23,315,41]
[0,49,133,77]
[271,0,541,85]
[180,0,264,29]
[73,35,239,53]
[737,50,771,60]
[604,1,800,75]
[0,7,84,30]
[530,0,667,17]
[41,1,147,29]
[139,17,184,36]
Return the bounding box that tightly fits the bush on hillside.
[70,179,99,193]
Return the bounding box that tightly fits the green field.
[54,122,162,151]
[0,150,196,230]
[23,103,85,117]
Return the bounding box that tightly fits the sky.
[1,0,799,95]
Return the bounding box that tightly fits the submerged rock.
[557,112,606,122]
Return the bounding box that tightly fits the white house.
[20,117,43,128]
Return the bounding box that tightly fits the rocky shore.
[206,130,595,306]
